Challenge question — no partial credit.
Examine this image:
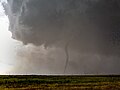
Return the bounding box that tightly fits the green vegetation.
[0,75,120,90]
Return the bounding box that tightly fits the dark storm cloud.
[3,0,120,74]
[5,0,120,55]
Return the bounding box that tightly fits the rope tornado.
[64,42,69,74]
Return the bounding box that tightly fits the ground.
[0,75,120,90]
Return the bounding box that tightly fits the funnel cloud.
[3,0,120,74]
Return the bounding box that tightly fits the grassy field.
[0,75,120,90]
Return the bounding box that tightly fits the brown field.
[0,75,120,90]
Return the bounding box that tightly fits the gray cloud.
[3,0,120,74]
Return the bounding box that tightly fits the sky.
[0,1,12,74]
[0,0,19,74]
[0,1,67,74]
[0,0,120,75]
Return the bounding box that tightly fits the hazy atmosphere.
[0,0,120,74]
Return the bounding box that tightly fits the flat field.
[0,75,120,90]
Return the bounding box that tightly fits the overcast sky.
[0,0,120,75]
